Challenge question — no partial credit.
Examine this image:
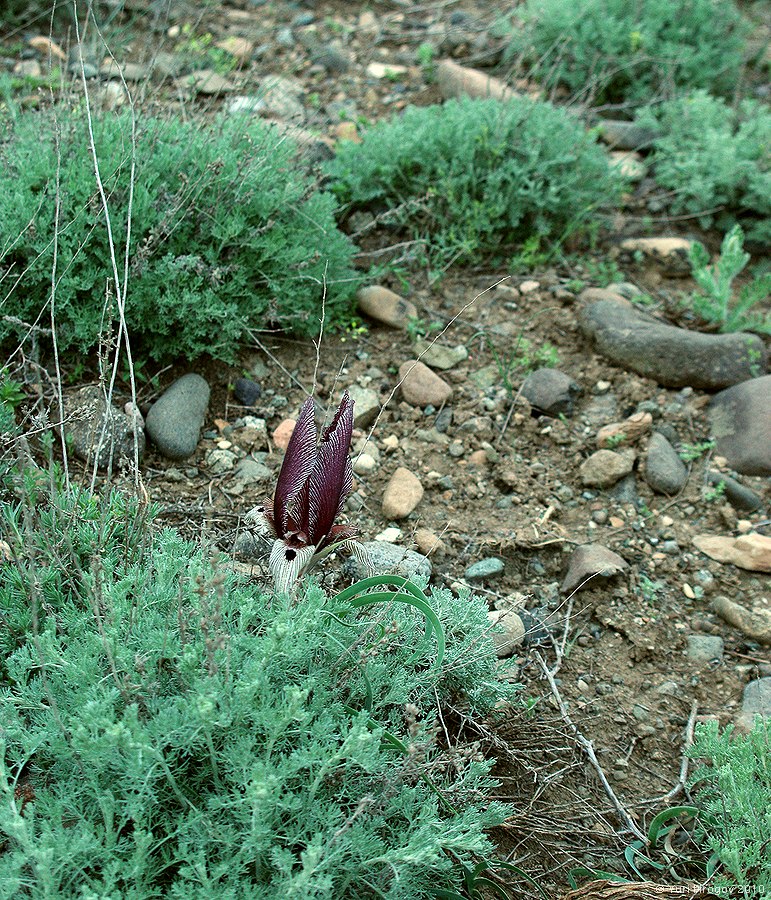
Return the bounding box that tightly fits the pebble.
[596,412,652,448]
[712,595,771,643]
[398,360,453,408]
[520,368,581,417]
[357,285,417,329]
[206,447,238,474]
[598,119,659,150]
[145,374,210,460]
[619,237,694,276]
[644,432,688,495]
[579,295,767,389]
[382,467,424,519]
[366,61,409,79]
[519,280,540,294]
[464,557,505,581]
[375,527,402,543]
[435,59,516,102]
[65,386,145,469]
[353,452,377,475]
[488,610,525,657]
[233,378,261,406]
[272,417,297,451]
[186,69,236,95]
[686,635,724,663]
[413,339,469,370]
[709,376,771,476]
[580,449,635,488]
[705,471,762,512]
[561,544,628,594]
[346,384,380,428]
[348,541,431,580]
[736,677,771,732]
[414,527,446,557]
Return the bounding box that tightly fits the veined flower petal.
[245,502,276,537]
[273,397,317,536]
[269,540,316,596]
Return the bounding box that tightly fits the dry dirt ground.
[2,1,770,896]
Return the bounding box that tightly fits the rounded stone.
[382,467,424,519]
[709,376,771,476]
[357,285,417,329]
[145,374,210,460]
[464,557,505,581]
[580,449,635,488]
[398,360,453,408]
[644,432,687,495]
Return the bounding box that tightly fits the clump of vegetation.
[688,718,771,895]
[685,226,771,334]
[637,92,771,243]
[325,96,623,269]
[504,0,748,104]
[0,463,515,897]
[0,108,359,363]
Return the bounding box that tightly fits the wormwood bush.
[505,0,748,105]
[324,96,623,268]
[635,92,771,244]
[0,107,358,362]
[0,482,514,898]
[688,718,771,895]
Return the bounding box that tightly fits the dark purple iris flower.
[247,392,366,593]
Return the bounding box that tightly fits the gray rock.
[709,376,771,476]
[346,384,380,429]
[521,367,581,417]
[413,339,469,371]
[229,457,272,492]
[644,432,687,495]
[686,635,724,663]
[706,471,763,512]
[737,677,771,732]
[65,386,145,469]
[233,378,261,406]
[488,610,525,657]
[562,544,628,594]
[146,374,210,460]
[579,297,767,389]
[608,473,639,504]
[348,541,432,581]
[598,119,659,150]
[464,557,505,581]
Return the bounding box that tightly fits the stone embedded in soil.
[694,533,771,573]
[186,69,236,94]
[643,431,687,495]
[412,339,468,371]
[712,595,771,644]
[598,119,659,150]
[233,377,261,406]
[619,237,694,276]
[579,296,767,389]
[708,376,771,476]
[348,541,431,581]
[413,527,446,557]
[398,360,453,408]
[436,58,517,102]
[579,448,635,488]
[686,634,724,664]
[346,384,380,429]
[464,557,505,581]
[737,677,771,732]
[705,471,762,512]
[145,373,209,460]
[609,151,646,181]
[488,610,525,658]
[520,367,581,417]
[353,452,377,475]
[561,543,628,594]
[382,467,424,519]
[357,285,417,329]
[65,386,145,469]
[272,417,297,451]
[596,411,652,448]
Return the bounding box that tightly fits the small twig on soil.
[639,700,698,807]
[535,651,647,844]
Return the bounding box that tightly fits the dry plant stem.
[639,700,698,807]
[535,651,647,844]
[74,1,142,488]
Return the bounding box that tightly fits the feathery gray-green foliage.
[0,107,359,363]
[0,472,515,898]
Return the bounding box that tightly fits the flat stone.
[580,449,635,488]
[597,412,652,448]
[644,432,687,495]
[65,386,145,469]
[465,557,505,581]
[598,119,659,150]
[436,59,517,101]
[737,677,771,732]
[398,360,452,408]
[694,533,771,573]
[346,384,380,429]
[488,610,526,657]
[579,297,767,389]
[185,69,235,94]
[619,237,694,276]
[382,467,424,519]
[357,285,417,329]
[686,635,724,663]
[709,376,771,476]
[521,367,581,417]
[561,544,628,594]
[712,595,771,644]
[413,339,469,370]
[145,374,209,460]
[348,541,431,581]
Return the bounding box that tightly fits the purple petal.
[305,392,354,546]
[273,397,317,535]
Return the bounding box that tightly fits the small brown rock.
[562,544,628,594]
[414,527,446,557]
[488,610,526,657]
[398,360,453,408]
[712,595,771,644]
[693,533,771,573]
[382,467,424,519]
[619,237,694,276]
[596,412,652,448]
[357,286,417,329]
[272,418,297,451]
[436,59,516,101]
[579,449,635,488]
[215,36,253,62]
